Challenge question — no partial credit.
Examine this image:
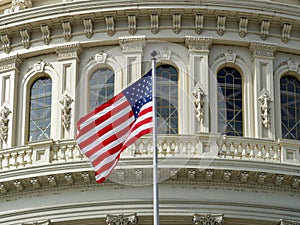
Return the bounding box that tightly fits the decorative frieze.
[274,174,284,186]
[239,17,248,38]
[291,177,300,188]
[55,43,82,61]
[173,14,181,34]
[205,169,214,181]
[4,0,32,14]
[223,170,231,181]
[217,15,226,36]
[257,172,267,184]
[250,42,278,58]
[60,94,73,130]
[20,28,30,49]
[105,16,115,36]
[128,15,137,35]
[193,213,224,225]
[281,23,292,43]
[195,14,204,34]
[150,14,159,34]
[185,37,212,53]
[0,34,11,54]
[193,85,206,122]
[62,21,72,42]
[22,219,52,225]
[14,180,24,191]
[188,169,196,180]
[119,36,146,53]
[260,19,270,40]
[41,24,51,45]
[240,171,249,183]
[0,183,7,194]
[106,213,138,225]
[135,169,143,180]
[83,18,93,39]
[65,173,73,185]
[280,219,300,225]
[0,55,22,73]
[47,175,57,186]
[258,89,272,129]
[0,106,11,142]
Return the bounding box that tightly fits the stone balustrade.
[0,135,298,173]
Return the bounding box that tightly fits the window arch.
[89,67,114,111]
[29,76,52,142]
[156,64,178,134]
[280,75,300,140]
[217,67,243,136]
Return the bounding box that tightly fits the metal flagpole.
[151,50,159,225]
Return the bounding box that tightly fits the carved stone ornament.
[173,14,181,34]
[258,89,272,129]
[287,58,298,72]
[195,14,204,34]
[106,213,138,225]
[280,219,300,225]
[41,24,51,45]
[281,23,292,43]
[239,17,248,38]
[60,94,73,130]
[33,60,46,72]
[225,50,236,63]
[22,219,52,225]
[62,21,72,42]
[150,14,159,34]
[159,48,172,60]
[193,213,224,225]
[95,51,107,63]
[4,0,32,14]
[55,43,82,61]
[128,15,137,35]
[193,86,206,122]
[185,37,212,53]
[217,15,226,36]
[260,20,270,40]
[0,34,11,54]
[250,42,278,58]
[0,55,22,73]
[105,16,115,36]
[119,36,146,53]
[20,28,30,49]
[0,106,11,142]
[83,18,93,39]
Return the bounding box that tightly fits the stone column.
[185,37,212,133]
[250,42,277,139]
[119,36,146,86]
[0,56,22,149]
[55,43,82,140]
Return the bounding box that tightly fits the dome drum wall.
[0,0,299,225]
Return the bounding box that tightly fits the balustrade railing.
[0,135,299,173]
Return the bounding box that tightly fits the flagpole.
[151,50,159,225]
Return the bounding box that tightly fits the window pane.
[89,68,114,111]
[29,77,52,142]
[217,67,243,136]
[280,75,300,140]
[156,65,178,134]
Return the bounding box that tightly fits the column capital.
[185,36,212,53]
[119,35,146,53]
[55,43,82,61]
[249,42,278,59]
[0,55,22,73]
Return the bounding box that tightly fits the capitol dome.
[0,0,299,224]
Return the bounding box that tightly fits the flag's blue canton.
[123,70,152,119]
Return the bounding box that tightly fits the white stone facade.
[0,0,299,224]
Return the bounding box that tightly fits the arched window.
[29,76,52,142]
[217,67,243,136]
[89,67,114,111]
[280,75,300,140]
[156,64,178,134]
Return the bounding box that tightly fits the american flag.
[76,70,153,183]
